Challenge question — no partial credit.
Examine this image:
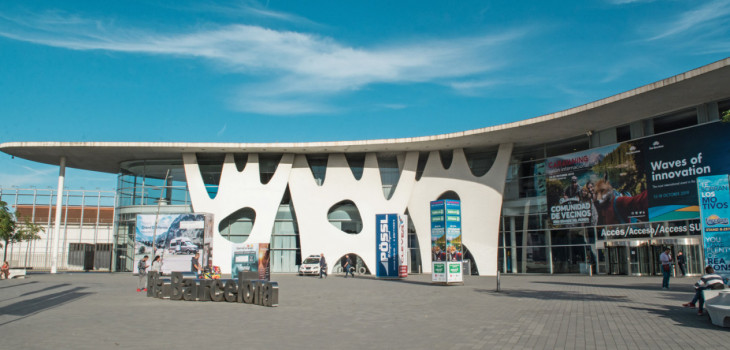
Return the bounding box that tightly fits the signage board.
[231,243,270,281]
[697,175,730,282]
[376,214,400,278]
[546,122,730,228]
[398,214,408,278]
[134,213,211,275]
[430,200,463,284]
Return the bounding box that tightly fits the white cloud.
[0,11,525,115]
[606,0,654,4]
[646,0,730,41]
[217,123,227,136]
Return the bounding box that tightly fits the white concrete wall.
[4,223,114,270]
[183,144,513,276]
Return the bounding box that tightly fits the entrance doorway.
[604,238,702,276]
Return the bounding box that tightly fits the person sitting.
[682,266,726,315]
[1,261,9,279]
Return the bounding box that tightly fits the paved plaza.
[0,272,727,349]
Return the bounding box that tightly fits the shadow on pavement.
[20,283,72,297]
[473,288,630,302]
[0,286,92,326]
[0,283,72,303]
[0,281,38,290]
[622,304,723,330]
[352,275,450,287]
[531,281,693,293]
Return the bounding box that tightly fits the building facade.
[2,58,730,276]
[0,188,116,271]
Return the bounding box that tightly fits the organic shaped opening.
[464,146,498,177]
[335,253,370,275]
[345,153,366,180]
[415,152,429,181]
[378,154,400,200]
[270,187,302,273]
[404,209,422,274]
[306,154,328,186]
[233,153,248,172]
[437,191,460,201]
[259,154,283,184]
[439,150,453,170]
[327,200,362,234]
[219,207,256,243]
[463,245,478,275]
[196,153,225,199]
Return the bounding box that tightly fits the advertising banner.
[398,214,408,278]
[432,262,446,282]
[134,213,210,275]
[430,201,446,262]
[431,200,463,283]
[258,243,271,281]
[697,175,730,282]
[231,243,258,279]
[546,122,730,228]
[376,214,399,278]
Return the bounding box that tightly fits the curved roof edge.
[2,57,730,174]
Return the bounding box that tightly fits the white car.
[298,255,322,276]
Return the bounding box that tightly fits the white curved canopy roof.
[2,57,730,174]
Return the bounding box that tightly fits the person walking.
[659,248,672,289]
[1,261,10,279]
[137,255,149,292]
[319,253,327,279]
[343,254,354,278]
[191,252,201,277]
[151,256,162,275]
[676,251,686,276]
[682,266,726,315]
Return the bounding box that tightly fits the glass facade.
[498,101,729,275]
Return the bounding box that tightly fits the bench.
[4,268,27,279]
[704,289,730,328]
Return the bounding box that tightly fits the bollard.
[496,269,501,292]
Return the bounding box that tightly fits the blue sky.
[1,0,729,191]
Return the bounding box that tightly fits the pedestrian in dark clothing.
[191,252,201,276]
[676,251,686,276]
[343,254,354,278]
[319,253,327,279]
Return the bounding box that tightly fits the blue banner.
[444,200,463,261]
[376,214,399,278]
[697,175,730,281]
[430,201,446,262]
[546,122,730,228]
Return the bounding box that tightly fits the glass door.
[629,243,651,276]
[607,245,628,275]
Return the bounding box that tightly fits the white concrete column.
[50,156,66,274]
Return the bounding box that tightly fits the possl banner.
[697,175,730,281]
[376,214,399,278]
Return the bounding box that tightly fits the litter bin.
[462,260,471,276]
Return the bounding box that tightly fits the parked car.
[298,255,322,276]
[169,237,198,255]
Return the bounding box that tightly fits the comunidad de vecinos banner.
[546,122,730,228]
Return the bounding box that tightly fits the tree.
[0,200,44,262]
[722,109,730,123]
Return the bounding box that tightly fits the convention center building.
[2,58,730,277]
